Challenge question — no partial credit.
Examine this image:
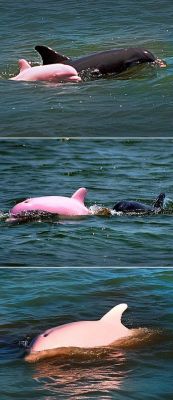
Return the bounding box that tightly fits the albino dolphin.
[10,59,81,82]
[27,304,131,357]
[8,188,90,221]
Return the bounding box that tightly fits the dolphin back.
[35,45,157,77]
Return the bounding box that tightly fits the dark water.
[1,139,173,267]
[1,0,173,137]
[1,268,173,400]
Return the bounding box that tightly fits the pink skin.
[9,188,90,218]
[10,59,81,82]
[28,304,131,354]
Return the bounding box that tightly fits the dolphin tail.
[35,45,70,65]
[153,192,165,209]
[100,303,128,325]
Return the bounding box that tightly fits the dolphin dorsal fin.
[153,192,165,209]
[71,187,87,203]
[100,303,128,324]
[19,59,31,71]
[35,45,70,65]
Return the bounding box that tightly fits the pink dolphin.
[27,304,131,357]
[9,188,90,219]
[10,59,81,82]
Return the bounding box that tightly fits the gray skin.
[113,193,165,214]
[35,45,158,79]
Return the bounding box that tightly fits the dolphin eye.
[43,333,49,337]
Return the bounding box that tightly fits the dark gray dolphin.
[35,45,163,79]
[113,193,165,214]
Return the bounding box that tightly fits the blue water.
[1,0,173,137]
[0,2,173,399]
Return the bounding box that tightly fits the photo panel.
[1,1,173,139]
[0,138,173,267]
[1,1,173,399]
[0,267,172,399]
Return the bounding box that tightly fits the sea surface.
[0,0,173,137]
[0,267,173,400]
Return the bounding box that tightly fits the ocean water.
[1,267,173,400]
[1,139,173,267]
[1,0,173,137]
[0,2,173,400]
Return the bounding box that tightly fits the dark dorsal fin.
[35,45,70,65]
[153,192,165,209]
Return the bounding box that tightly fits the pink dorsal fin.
[18,59,31,72]
[71,187,88,203]
[100,304,128,324]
